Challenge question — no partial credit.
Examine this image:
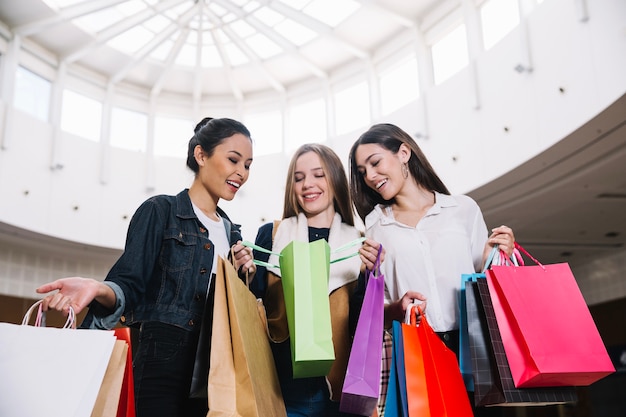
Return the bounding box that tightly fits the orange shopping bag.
[402,305,473,417]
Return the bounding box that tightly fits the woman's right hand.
[36,277,108,316]
[385,291,427,327]
[359,238,384,272]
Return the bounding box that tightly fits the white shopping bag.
[0,301,116,417]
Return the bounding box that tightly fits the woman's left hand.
[487,225,515,257]
[232,241,256,282]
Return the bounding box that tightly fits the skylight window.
[255,7,283,26]
[246,34,282,59]
[116,0,146,17]
[144,15,171,34]
[223,41,249,66]
[273,19,317,46]
[230,20,256,38]
[207,2,229,18]
[72,8,120,34]
[202,45,224,67]
[150,39,174,62]
[176,41,196,67]
[302,0,360,27]
[107,25,155,55]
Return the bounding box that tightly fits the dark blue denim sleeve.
[106,198,166,309]
[249,222,274,299]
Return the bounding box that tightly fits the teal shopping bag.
[459,272,483,392]
[459,245,501,391]
[384,320,408,417]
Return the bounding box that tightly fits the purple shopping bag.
[340,247,384,416]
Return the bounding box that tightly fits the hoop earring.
[401,162,409,179]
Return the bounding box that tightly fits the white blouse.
[364,192,488,332]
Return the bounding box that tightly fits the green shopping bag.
[243,237,364,378]
[279,239,335,378]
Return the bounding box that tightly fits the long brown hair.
[349,123,449,221]
[283,143,355,226]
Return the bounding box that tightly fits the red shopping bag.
[486,243,615,388]
[113,328,135,417]
[402,305,473,417]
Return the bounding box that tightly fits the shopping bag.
[403,305,473,417]
[91,339,128,417]
[375,329,393,417]
[243,237,364,379]
[384,320,409,417]
[279,239,335,377]
[113,327,136,417]
[459,272,482,391]
[471,279,578,406]
[207,256,287,417]
[340,246,385,416]
[486,243,615,387]
[0,300,117,417]
[458,246,506,391]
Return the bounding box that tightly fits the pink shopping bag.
[486,243,615,388]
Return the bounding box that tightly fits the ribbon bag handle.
[242,237,367,268]
[483,244,522,272]
[22,299,76,329]
[330,237,366,264]
[514,242,545,270]
[241,240,281,269]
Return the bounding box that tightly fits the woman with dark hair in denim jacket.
[36,117,257,417]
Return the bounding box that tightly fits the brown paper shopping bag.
[91,339,128,417]
[207,257,287,417]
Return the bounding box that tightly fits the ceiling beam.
[13,0,130,36]
[212,0,327,79]
[63,0,184,63]
[265,0,369,59]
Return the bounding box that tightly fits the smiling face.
[293,151,335,221]
[354,142,409,201]
[196,132,253,203]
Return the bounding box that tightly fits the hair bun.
[194,117,213,133]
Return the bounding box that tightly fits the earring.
[401,162,409,179]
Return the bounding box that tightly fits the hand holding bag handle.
[22,299,76,329]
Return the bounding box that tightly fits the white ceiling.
[0,0,624,272]
[0,0,442,101]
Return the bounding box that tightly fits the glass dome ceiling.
[1,0,441,102]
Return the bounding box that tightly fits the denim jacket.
[82,189,242,331]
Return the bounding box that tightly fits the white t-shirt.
[192,204,230,275]
[364,192,488,332]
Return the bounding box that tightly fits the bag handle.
[366,244,384,282]
[482,244,522,272]
[242,237,366,269]
[230,247,251,287]
[404,302,426,327]
[23,300,76,329]
[330,236,366,263]
[514,242,545,269]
